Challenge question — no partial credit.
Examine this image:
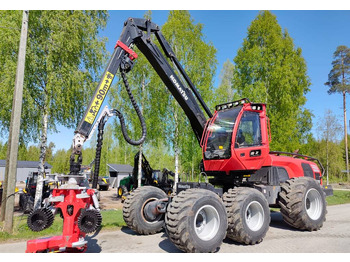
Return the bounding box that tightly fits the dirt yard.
[98,188,123,210]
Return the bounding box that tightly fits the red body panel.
[26,188,95,253]
[263,154,322,183]
[202,102,323,184]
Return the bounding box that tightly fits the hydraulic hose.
[115,70,147,146]
[92,69,146,188]
[92,114,106,189]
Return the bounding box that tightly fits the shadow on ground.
[269,211,299,232]
[158,232,181,253]
[85,227,102,253]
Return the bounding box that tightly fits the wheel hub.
[245,201,264,232]
[305,188,323,220]
[142,198,163,224]
[196,210,207,232]
[194,205,220,241]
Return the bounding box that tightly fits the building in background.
[107,163,133,188]
[0,160,52,182]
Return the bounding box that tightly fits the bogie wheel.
[165,188,227,253]
[123,186,167,235]
[223,187,270,245]
[278,177,327,231]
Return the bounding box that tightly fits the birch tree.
[161,11,217,182]
[0,10,109,209]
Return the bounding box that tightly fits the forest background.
[0,9,349,184]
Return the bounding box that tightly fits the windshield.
[204,106,242,159]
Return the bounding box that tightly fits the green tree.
[316,109,342,183]
[51,148,71,174]
[110,11,159,186]
[45,142,55,163]
[26,145,40,161]
[17,144,28,160]
[325,45,350,181]
[0,142,7,159]
[161,11,217,179]
[232,11,312,152]
[0,11,109,208]
[214,59,236,105]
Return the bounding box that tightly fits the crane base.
[26,235,87,253]
[25,188,95,253]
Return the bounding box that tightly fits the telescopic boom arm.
[72,17,211,157]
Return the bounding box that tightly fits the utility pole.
[0,11,29,233]
[343,90,349,181]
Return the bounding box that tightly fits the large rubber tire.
[165,188,227,253]
[123,186,167,235]
[20,195,34,214]
[278,177,327,231]
[223,187,270,245]
[19,194,24,210]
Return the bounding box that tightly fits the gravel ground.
[97,187,123,210]
[1,203,349,253]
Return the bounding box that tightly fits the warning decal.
[310,163,320,173]
[84,71,114,124]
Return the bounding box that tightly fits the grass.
[1,190,349,243]
[0,209,126,243]
[325,190,350,206]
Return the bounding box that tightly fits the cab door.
[233,110,269,171]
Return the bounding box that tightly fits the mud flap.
[322,184,333,196]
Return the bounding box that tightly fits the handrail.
[269,151,325,177]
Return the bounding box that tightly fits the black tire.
[19,194,24,210]
[278,177,327,231]
[25,197,34,214]
[99,185,109,191]
[21,195,34,214]
[123,186,167,235]
[165,188,227,253]
[223,187,270,245]
[118,185,128,197]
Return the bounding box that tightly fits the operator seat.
[235,129,245,147]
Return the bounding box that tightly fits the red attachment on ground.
[26,188,94,253]
[115,40,138,60]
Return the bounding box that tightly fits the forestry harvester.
[28,17,333,253]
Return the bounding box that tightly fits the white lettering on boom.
[170,74,188,101]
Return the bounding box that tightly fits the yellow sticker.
[84,71,115,124]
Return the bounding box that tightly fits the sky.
[2,2,350,154]
[43,9,350,152]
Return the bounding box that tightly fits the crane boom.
[74,17,211,155]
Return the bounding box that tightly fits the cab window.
[235,111,262,148]
[204,106,241,159]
